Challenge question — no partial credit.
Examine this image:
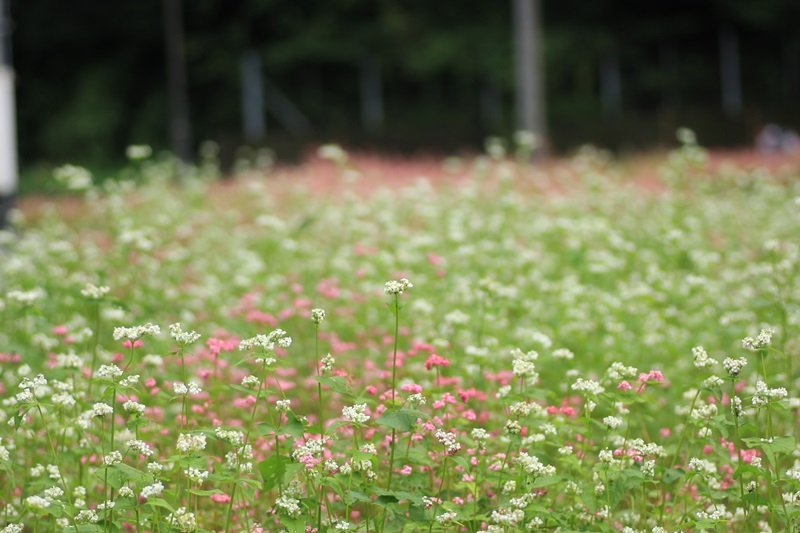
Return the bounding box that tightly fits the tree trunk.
[163,0,192,161]
[512,0,546,152]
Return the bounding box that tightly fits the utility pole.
[164,0,192,162]
[512,0,546,154]
[0,0,16,229]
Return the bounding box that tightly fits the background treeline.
[10,0,800,168]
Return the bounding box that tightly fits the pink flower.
[424,354,450,371]
[617,381,632,391]
[52,325,68,336]
[210,494,231,503]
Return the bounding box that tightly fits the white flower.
[692,346,718,368]
[141,481,164,499]
[113,323,161,341]
[169,323,201,346]
[384,278,413,295]
[91,403,114,417]
[571,378,605,395]
[723,357,748,377]
[435,429,461,454]
[342,404,370,424]
[311,308,326,324]
[81,283,110,300]
[176,433,207,454]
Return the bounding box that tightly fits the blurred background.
[6,0,800,177]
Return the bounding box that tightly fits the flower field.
[2,136,800,532]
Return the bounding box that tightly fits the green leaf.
[532,475,562,488]
[278,412,307,439]
[259,455,293,492]
[376,409,426,432]
[312,375,353,396]
[189,488,225,496]
[661,467,685,484]
[146,498,176,513]
[280,516,305,533]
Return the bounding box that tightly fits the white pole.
[0,0,16,227]
[512,0,546,154]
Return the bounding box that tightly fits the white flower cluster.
[342,404,370,424]
[103,451,122,465]
[239,328,292,351]
[603,416,623,429]
[127,439,154,457]
[491,508,525,526]
[276,399,292,412]
[435,429,461,454]
[96,364,123,380]
[53,164,92,190]
[215,427,245,446]
[571,378,605,395]
[552,348,575,360]
[515,452,556,477]
[311,308,326,324]
[692,346,718,368]
[688,457,717,475]
[123,400,146,415]
[742,328,774,351]
[173,381,202,396]
[751,380,788,407]
[169,323,201,346]
[607,362,638,380]
[436,511,458,525]
[723,357,748,377]
[91,403,114,417]
[7,288,46,306]
[320,353,335,373]
[113,323,161,341]
[184,467,209,484]
[81,283,111,299]
[275,495,302,518]
[165,507,197,532]
[176,433,207,454]
[384,278,413,296]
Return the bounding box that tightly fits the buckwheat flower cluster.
[435,429,461,454]
[239,328,292,352]
[7,288,45,306]
[113,323,161,341]
[173,381,202,396]
[96,364,123,380]
[81,283,110,300]
[552,348,575,360]
[75,509,99,524]
[342,403,370,424]
[603,416,623,429]
[215,427,245,446]
[123,400,146,415]
[742,328,774,351]
[184,467,209,484]
[703,376,724,388]
[2,525,24,533]
[471,428,489,450]
[311,308,326,324]
[54,350,84,369]
[607,362,638,380]
[491,508,525,527]
[571,378,605,395]
[436,511,458,525]
[320,353,335,373]
[176,433,207,453]
[692,346,718,368]
[512,350,539,380]
[165,507,197,532]
[241,375,260,388]
[751,380,788,407]
[723,357,748,377]
[127,439,154,457]
[688,457,717,475]
[731,396,744,418]
[384,278,413,295]
[516,452,556,477]
[276,399,291,412]
[169,323,201,346]
[103,451,123,465]
[91,402,114,417]
[275,495,302,518]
